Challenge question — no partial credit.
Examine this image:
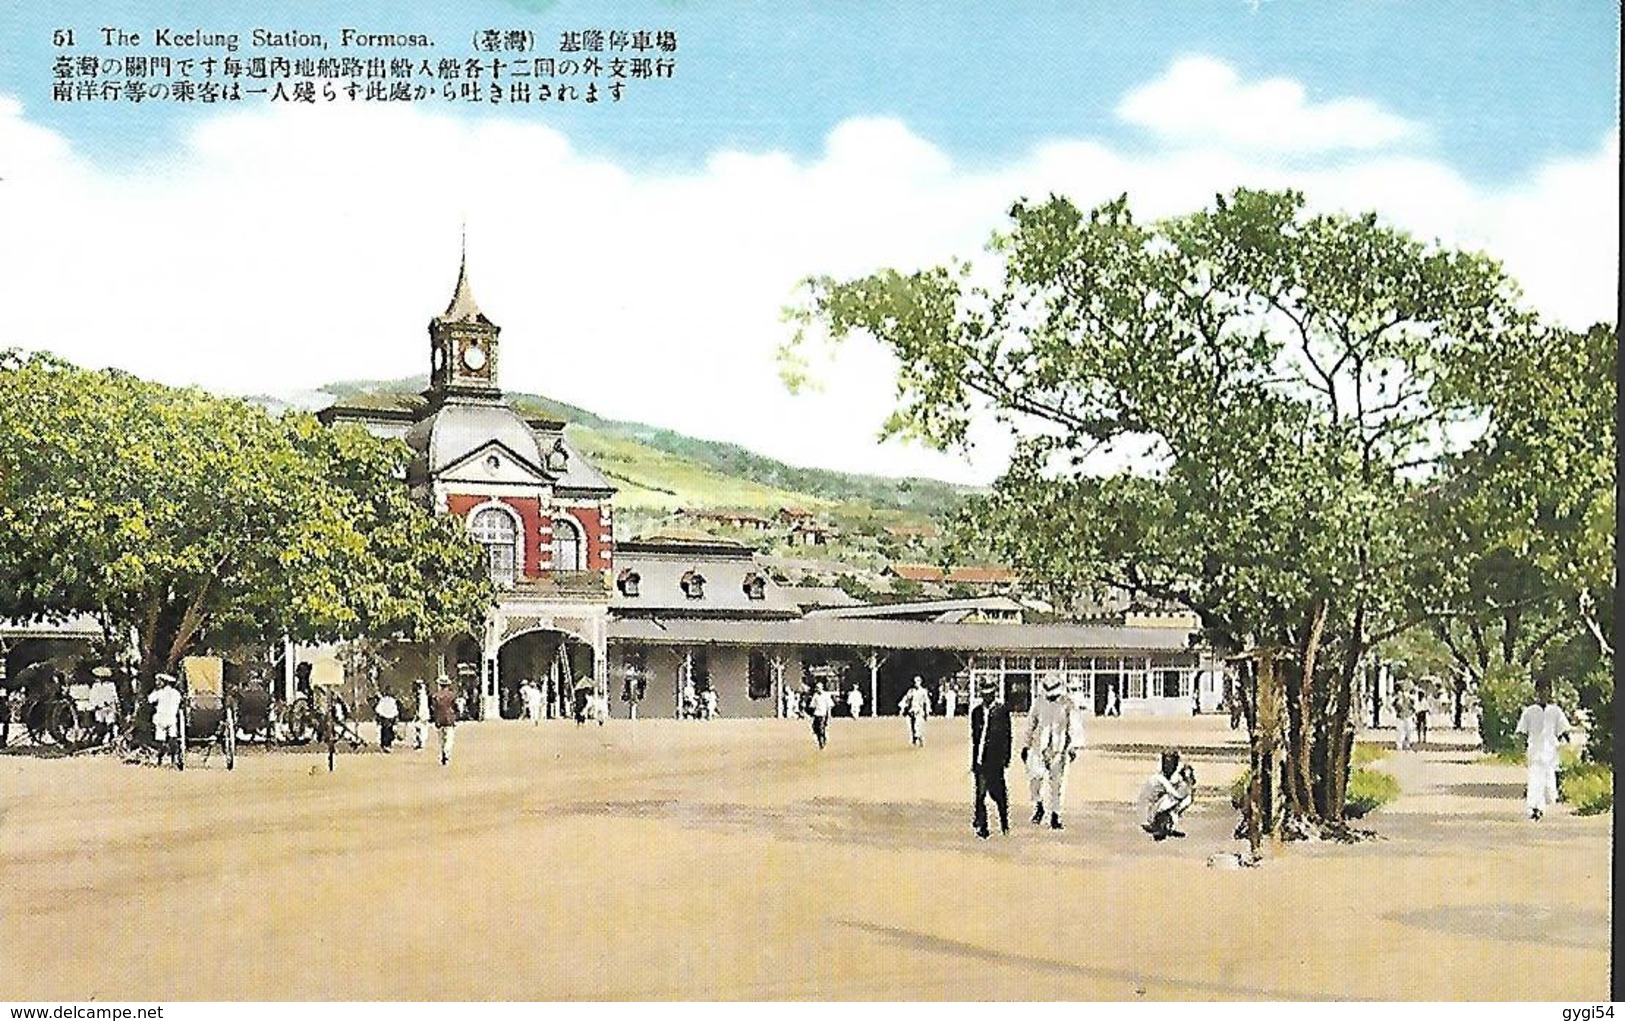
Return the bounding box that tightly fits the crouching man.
[1140,750,1196,840]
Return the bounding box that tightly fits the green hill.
[316,377,977,521]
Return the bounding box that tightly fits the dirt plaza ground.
[0,713,1609,1001]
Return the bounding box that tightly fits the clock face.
[461,344,488,371]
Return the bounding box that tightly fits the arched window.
[470,506,518,587]
[552,516,583,572]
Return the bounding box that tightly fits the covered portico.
[483,586,609,719]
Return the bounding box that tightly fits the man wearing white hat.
[1021,674,1083,830]
[148,674,184,768]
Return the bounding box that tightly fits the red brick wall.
[447,494,544,577]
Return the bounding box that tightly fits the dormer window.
[742,572,767,601]
[546,438,569,473]
[680,570,706,599]
[617,569,642,597]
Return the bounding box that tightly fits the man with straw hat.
[1021,673,1082,830]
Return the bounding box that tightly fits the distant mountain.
[295,377,978,520]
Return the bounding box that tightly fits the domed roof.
[406,397,546,475]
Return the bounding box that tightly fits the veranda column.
[679,648,693,719]
[867,650,879,718]
[480,615,499,720]
[592,617,608,701]
[282,636,296,702]
[771,653,786,718]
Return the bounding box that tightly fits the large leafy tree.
[0,351,492,683]
[1407,321,1616,754]
[787,189,1527,834]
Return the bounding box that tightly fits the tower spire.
[441,223,487,324]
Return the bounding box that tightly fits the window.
[469,506,518,586]
[742,572,766,601]
[1122,669,1145,699]
[616,568,641,597]
[552,516,582,572]
[680,570,706,599]
[1158,669,1183,698]
[748,651,772,700]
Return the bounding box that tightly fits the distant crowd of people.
[27,653,1567,838]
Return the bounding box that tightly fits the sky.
[0,1,1618,484]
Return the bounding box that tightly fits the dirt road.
[0,715,1608,1000]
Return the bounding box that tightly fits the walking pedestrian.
[1515,679,1572,820]
[941,684,957,720]
[1022,675,1082,829]
[970,681,1012,839]
[430,676,459,766]
[847,685,864,719]
[1392,684,1417,750]
[898,676,931,746]
[808,681,834,749]
[374,688,400,752]
[1415,684,1431,745]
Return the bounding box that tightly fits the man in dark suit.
[970,680,1012,838]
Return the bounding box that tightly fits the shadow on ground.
[1387,903,1607,951]
[835,919,1304,999]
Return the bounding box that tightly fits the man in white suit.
[1021,675,1083,830]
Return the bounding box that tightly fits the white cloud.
[1116,55,1424,154]
[0,61,1614,489]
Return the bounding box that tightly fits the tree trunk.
[1289,601,1328,820]
[1326,603,1366,822]
[1255,651,1283,840]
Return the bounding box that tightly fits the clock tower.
[428,246,501,398]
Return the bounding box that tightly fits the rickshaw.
[233,678,276,744]
[6,663,95,750]
[303,657,363,771]
[177,656,236,770]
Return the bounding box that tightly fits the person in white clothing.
[521,679,544,724]
[374,689,400,752]
[808,682,835,749]
[1514,678,1573,820]
[148,674,184,768]
[1021,675,1083,830]
[1391,684,1417,750]
[898,676,931,746]
[1140,750,1196,839]
[941,685,957,720]
[847,686,864,719]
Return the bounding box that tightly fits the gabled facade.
[319,251,615,717]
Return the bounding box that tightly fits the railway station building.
[313,252,1219,719]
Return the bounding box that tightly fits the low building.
[676,509,774,531]
[608,536,1218,719]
